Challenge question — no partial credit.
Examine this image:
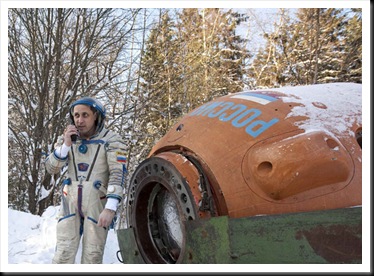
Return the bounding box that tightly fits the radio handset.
[69,118,78,142]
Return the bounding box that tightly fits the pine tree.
[339,9,362,83]
[137,10,181,157]
[249,8,361,87]
[137,8,249,158]
[247,9,293,88]
[176,8,249,103]
[281,8,347,85]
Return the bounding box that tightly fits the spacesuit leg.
[52,214,81,264]
[80,217,109,264]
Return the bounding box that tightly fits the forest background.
[4,5,365,228]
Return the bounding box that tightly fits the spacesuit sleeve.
[105,132,128,202]
[45,135,69,175]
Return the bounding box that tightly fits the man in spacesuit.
[45,97,127,264]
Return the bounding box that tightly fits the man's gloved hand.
[97,208,116,228]
[63,125,78,147]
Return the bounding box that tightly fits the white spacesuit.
[45,97,127,264]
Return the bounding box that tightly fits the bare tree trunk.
[313,8,320,84]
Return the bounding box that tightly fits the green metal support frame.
[117,207,361,264]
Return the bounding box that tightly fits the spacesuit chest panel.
[69,139,109,185]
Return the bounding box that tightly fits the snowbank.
[7,206,121,264]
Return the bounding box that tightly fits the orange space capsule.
[120,82,362,264]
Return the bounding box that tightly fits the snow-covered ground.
[7,206,122,265]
